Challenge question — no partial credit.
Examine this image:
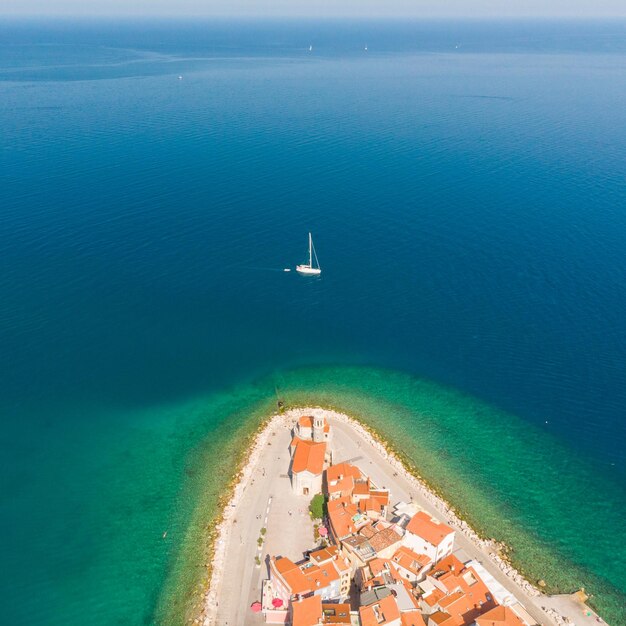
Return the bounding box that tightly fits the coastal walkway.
[209,411,604,626]
[210,418,314,626]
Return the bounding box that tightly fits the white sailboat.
[296,232,321,276]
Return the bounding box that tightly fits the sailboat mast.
[309,232,312,267]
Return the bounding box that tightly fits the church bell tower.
[313,415,324,442]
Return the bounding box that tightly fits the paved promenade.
[208,410,605,626]
[210,417,314,626]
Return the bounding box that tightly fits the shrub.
[309,494,326,520]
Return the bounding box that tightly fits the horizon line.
[3,13,626,20]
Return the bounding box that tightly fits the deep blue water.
[1,18,625,625]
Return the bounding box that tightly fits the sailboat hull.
[296,265,321,276]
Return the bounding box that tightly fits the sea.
[1,18,625,626]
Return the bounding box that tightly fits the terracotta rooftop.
[424,558,496,626]
[326,463,362,496]
[322,603,351,625]
[369,526,403,554]
[431,554,465,578]
[368,557,399,578]
[292,440,326,475]
[423,588,446,607]
[392,546,431,575]
[328,498,360,538]
[428,610,459,626]
[307,546,350,574]
[309,546,337,564]
[475,606,525,626]
[327,474,356,497]
[272,556,311,595]
[300,560,340,589]
[292,595,322,626]
[353,479,371,495]
[326,462,361,483]
[439,590,465,610]
[298,415,330,432]
[359,594,401,626]
[370,489,390,505]
[360,523,377,539]
[363,496,387,515]
[406,512,454,546]
[400,611,427,626]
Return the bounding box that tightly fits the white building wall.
[402,531,454,563]
[292,470,323,496]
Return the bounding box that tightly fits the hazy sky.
[3,0,626,18]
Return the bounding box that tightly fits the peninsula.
[201,408,607,626]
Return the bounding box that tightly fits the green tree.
[309,494,326,520]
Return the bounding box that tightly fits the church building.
[289,414,332,496]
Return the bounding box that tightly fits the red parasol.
[318,526,328,537]
[272,598,284,608]
[251,601,262,612]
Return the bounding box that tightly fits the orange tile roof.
[327,475,356,497]
[363,496,386,514]
[292,595,323,626]
[327,495,352,512]
[406,512,454,546]
[334,558,351,574]
[326,462,361,483]
[274,555,298,575]
[328,499,359,538]
[273,557,312,595]
[424,588,446,607]
[439,591,465,610]
[353,480,371,495]
[429,556,491,596]
[431,554,465,577]
[292,440,326,475]
[475,606,524,626]
[425,559,496,626]
[360,523,377,539]
[428,610,461,626]
[360,595,401,626]
[301,561,340,588]
[392,546,431,575]
[369,526,403,554]
[298,415,330,432]
[370,489,390,505]
[322,603,351,624]
[308,546,351,574]
[368,557,401,580]
[401,612,427,626]
[309,546,336,563]
[298,415,313,426]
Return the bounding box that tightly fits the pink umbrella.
[318,526,328,537]
[251,601,262,613]
[272,598,284,608]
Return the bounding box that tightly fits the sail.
[311,236,320,270]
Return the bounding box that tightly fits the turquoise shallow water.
[1,18,625,626]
